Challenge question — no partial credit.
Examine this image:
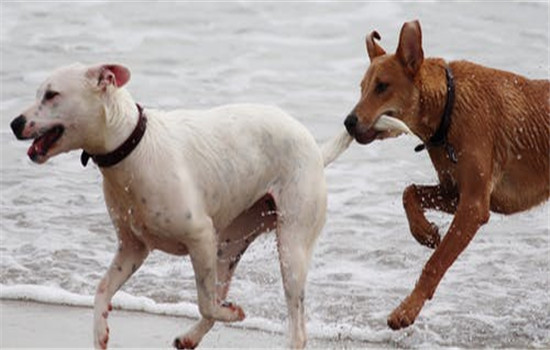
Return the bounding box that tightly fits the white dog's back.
[141,103,327,229]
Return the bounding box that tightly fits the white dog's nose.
[10,115,28,140]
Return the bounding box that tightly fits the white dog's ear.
[87,64,131,90]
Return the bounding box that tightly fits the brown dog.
[344,20,549,330]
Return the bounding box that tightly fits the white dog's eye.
[43,90,60,101]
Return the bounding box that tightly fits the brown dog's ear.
[87,64,131,90]
[396,20,424,77]
[366,30,386,61]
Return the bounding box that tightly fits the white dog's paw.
[220,301,246,322]
[94,306,111,349]
[94,323,109,349]
[173,336,197,349]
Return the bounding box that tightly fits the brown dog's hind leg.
[173,194,277,349]
[403,184,458,248]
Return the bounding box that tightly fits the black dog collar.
[414,65,458,163]
[81,104,147,167]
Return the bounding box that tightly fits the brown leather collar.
[81,104,147,167]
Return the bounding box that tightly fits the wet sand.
[0,300,369,349]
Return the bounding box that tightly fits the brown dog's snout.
[10,115,28,140]
[344,113,358,136]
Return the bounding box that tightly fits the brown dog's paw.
[173,337,197,349]
[387,294,425,330]
[387,307,416,330]
[410,222,440,249]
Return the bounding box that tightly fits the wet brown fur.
[350,20,549,330]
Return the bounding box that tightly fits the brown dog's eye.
[375,82,389,94]
[43,90,60,101]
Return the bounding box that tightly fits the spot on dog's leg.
[217,249,223,258]
[141,197,147,204]
[29,121,36,127]
[97,279,107,294]
[186,211,192,220]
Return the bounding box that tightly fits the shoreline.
[0,300,372,349]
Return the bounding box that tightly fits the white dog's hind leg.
[275,173,327,349]
[187,219,248,324]
[93,229,148,349]
[174,195,277,349]
[276,222,316,350]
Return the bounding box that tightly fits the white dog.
[10,63,409,349]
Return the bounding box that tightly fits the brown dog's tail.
[321,128,353,167]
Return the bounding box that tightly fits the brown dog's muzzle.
[344,113,358,136]
[344,112,381,145]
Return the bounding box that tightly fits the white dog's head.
[10,63,131,164]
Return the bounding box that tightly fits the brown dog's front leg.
[390,163,491,330]
[403,184,458,248]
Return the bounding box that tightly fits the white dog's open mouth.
[27,125,65,162]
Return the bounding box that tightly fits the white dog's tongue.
[26,125,65,162]
[28,138,46,160]
[27,128,59,160]
[373,115,413,134]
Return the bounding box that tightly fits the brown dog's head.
[344,20,424,144]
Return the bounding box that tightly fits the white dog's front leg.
[187,223,245,324]
[93,235,148,349]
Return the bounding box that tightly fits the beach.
[1,300,368,349]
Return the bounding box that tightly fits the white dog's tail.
[321,128,353,167]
